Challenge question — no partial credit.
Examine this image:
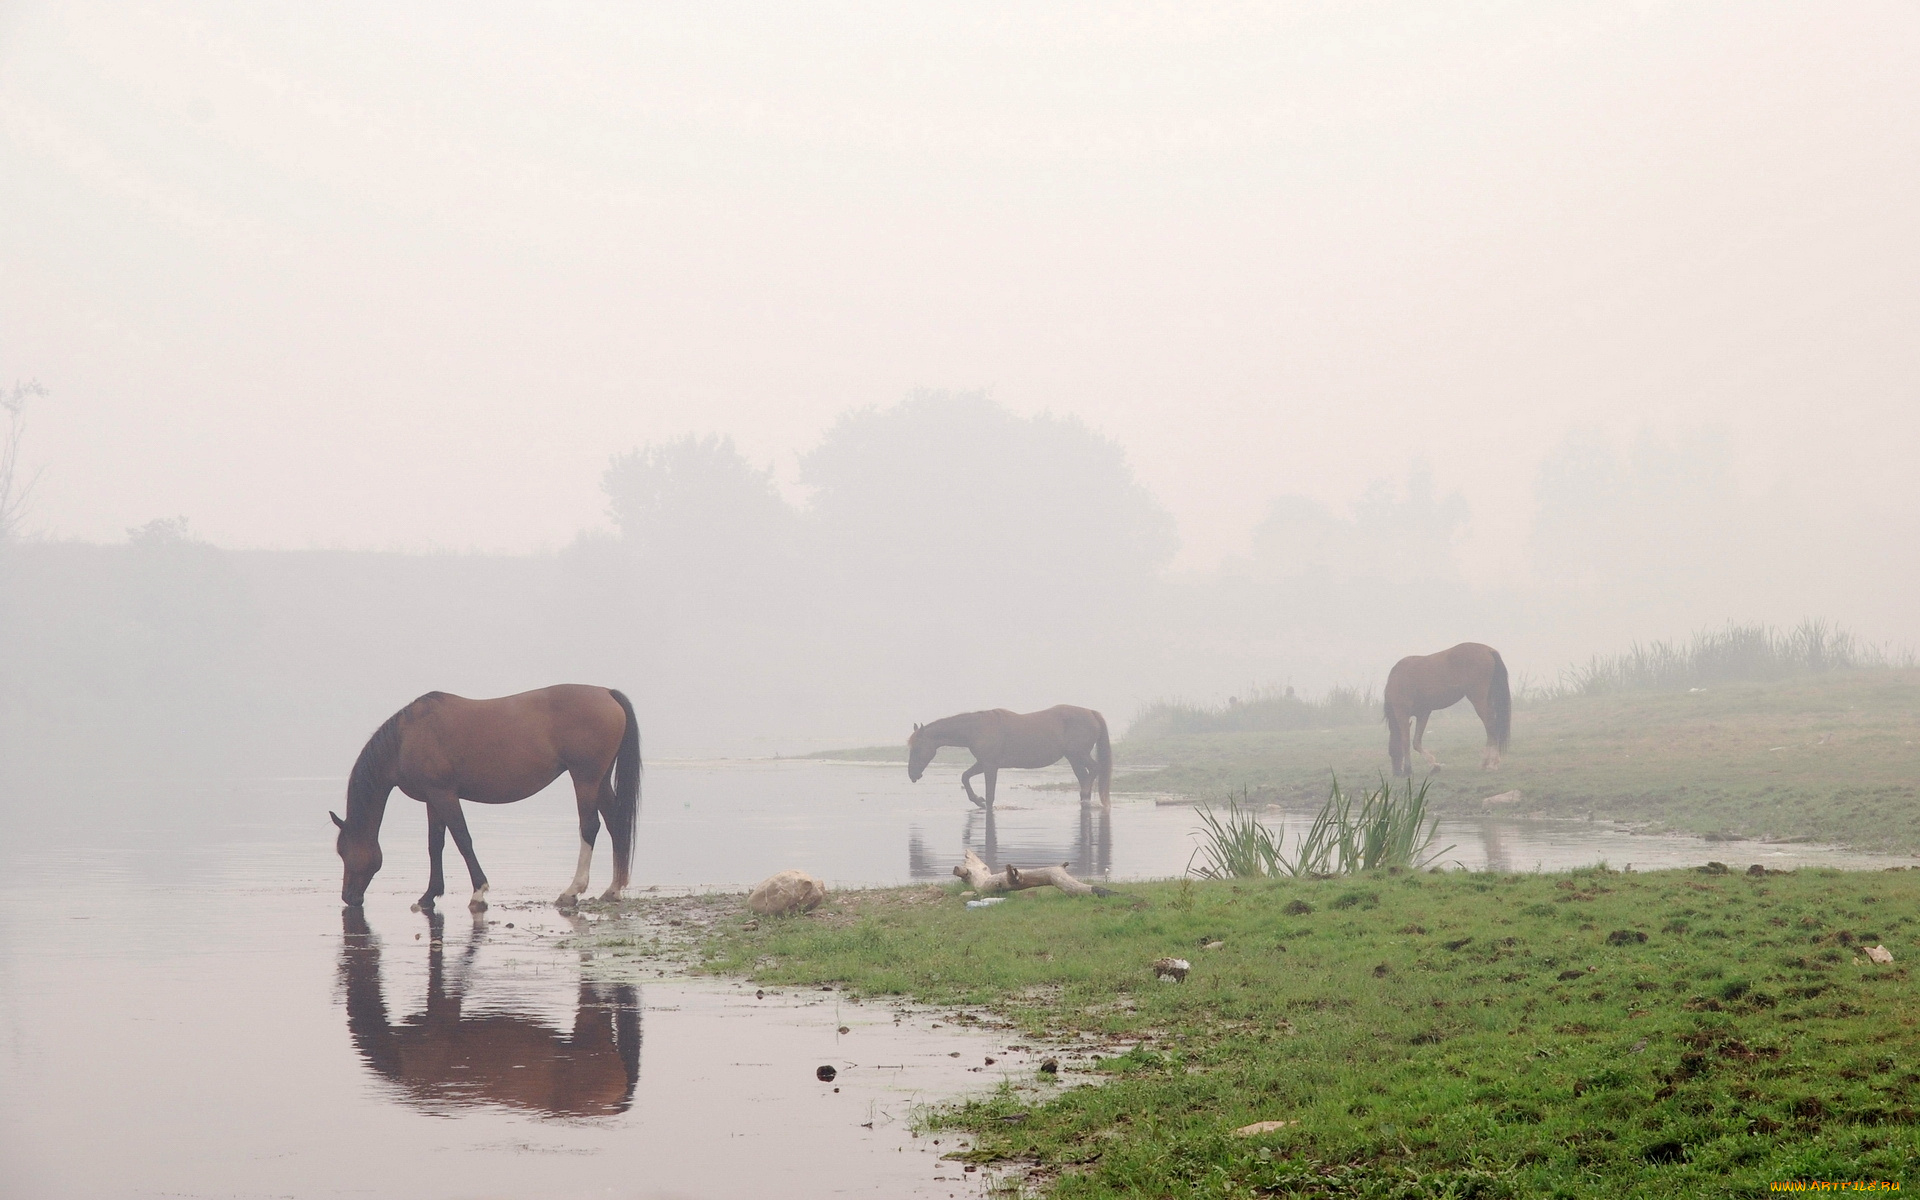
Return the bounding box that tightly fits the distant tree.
[602,434,795,597]
[115,514,258,692]
[1251,462,1468,583]
[1529,428,1745,590]
[799,390,1178,599]
[127,516,195,545]
[0,379,48,543]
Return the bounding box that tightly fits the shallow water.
[2,759,1913,1197]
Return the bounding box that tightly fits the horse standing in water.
[907,705,1112,809]
[331,685,641,911]
[1384,642,1510,777]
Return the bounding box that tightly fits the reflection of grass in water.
[1122,668,1920,853]
[706,866,1920,1199]
[1190,777,1452,879]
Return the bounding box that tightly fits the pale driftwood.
[953,848,1100,896]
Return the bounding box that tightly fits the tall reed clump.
[1544,619,1914,699]
[1186,788,1283,880]
[1129,683,1377,740]
[1188,775,1452,879]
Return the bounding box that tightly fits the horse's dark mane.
[921,709,1006,738]
[345,693,443,829]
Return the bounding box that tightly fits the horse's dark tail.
[1488,651,1511,752]
[606,689,643,884]
[1093,710,1112,807]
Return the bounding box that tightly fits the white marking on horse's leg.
[1422,747,1441,768]
[468,883,489,912]
[558,837,592,902]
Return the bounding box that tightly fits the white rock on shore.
[747,869,828,917]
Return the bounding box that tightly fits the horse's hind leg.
[1467,694,1501,769]
[592,768,629,902]
[1412,712,1441,771]
[1065,749,1096,805]
[558,779,601,907]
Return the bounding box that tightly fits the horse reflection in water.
[339,910,641,1117]
[908,803,1112,881]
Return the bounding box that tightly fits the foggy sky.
[3,2,1917,600]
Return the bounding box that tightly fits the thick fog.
[1,4,1916,769]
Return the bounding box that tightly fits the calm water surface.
[3,759,1913,1198]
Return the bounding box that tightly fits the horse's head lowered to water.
[907,722,936,782]
[333,811,383,906]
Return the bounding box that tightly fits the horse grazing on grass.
[331,685,641,911]
[1384,642,1510,777]
[907,705,1111,809]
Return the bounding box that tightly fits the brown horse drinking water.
[907,705,1112,809]
[1384,642,1510,777]
[331,685,641,910]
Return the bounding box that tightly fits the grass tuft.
[1190,775,1453,879]
[1186,790,1284,880]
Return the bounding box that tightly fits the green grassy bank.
[685,867,1920,1198]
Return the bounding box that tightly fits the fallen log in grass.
[953,848,1114,897]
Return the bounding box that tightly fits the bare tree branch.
[0,379,48,543]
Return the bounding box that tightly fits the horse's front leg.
[960,762,989,809]
[1387,710,1415,777]
[983,767,999,809]
[412,806,448,913]
[1413,712,1441,771]
[436,797,491,912]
